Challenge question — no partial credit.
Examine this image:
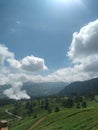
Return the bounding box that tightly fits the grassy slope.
[0,104,47,130]
[34,101,98,130]
[9,108,47,130]
[1,99,98,130]
[9,116,38,130]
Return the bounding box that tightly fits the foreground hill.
[60,77,98,96]
[34,100,98,130]
[9,99,97,130]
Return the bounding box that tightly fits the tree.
[65,98,74,108]
[33,114,37,118]
[55,106,60,112]
[62,99,66,107]
[75,96,83,103]
[25,101,33,115]
[82,101,87,108]
[40,100,44,109]
[48,107,52,114]
[76,102,81,109]
[44,99,49,110]
[13,101,20,115]
[85,92,95,100]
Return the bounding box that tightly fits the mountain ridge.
[59,77,98,96]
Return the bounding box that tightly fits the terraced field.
[1,100,98,130]
[33,101,98,130]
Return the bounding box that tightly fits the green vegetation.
[0,95,98,130]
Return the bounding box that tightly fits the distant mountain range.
[1,77,98,99]
[60,77,98,96]
[0,82,68,98]
[23,82,68,97]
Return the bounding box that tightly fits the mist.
[3,82,30,100]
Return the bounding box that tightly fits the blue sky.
[1,0,98,99]
[0,0,98,70]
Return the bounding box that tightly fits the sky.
[0,0,98,99]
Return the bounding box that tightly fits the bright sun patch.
[55,0,73,3]
[51,0,85,10]
[54,0,82,5]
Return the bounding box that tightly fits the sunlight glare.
[55,0,73,4]
[54,0,83,5]
[52,0,86,10]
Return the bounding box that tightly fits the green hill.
[1,96,98,130]
[34,101,98,130]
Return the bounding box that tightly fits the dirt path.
[5,109,23,120]
[28,116,46,130]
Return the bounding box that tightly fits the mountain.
[60,77,98,96]
[23,82,68,97]
[0,82,68,98]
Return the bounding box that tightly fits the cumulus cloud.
[21,55,47,72]
[67,19,98,76]
[0,44,47,73]
[44,19,98,83]
[7,55,47,72]
[7,59,21,69]
[68,19,98,62]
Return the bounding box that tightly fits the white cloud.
[0,44,14,66]
[0,44,47,99]
[21,55,47,72]
[7,58,21,69]
[68,19,98,62]
[67,19,98,78]
[44,19,98,83]
[3,82,30,100]
[44,66,90,83]
[0,74,8,85]
[7,55,48,72]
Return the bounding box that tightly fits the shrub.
[55,107,60,112]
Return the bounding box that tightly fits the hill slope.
[60,77,98,96]
[34,101,98,130]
